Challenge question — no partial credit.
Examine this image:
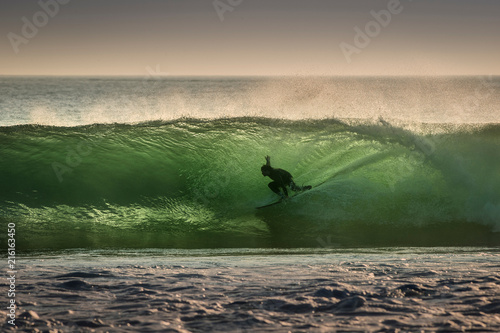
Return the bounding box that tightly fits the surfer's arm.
[265,155,271,167]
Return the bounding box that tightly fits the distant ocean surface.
[1,76,500,332]
[1,76,500,250]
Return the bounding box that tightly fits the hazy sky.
[1,0,499,76]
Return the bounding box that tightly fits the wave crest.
[1,118,499,249]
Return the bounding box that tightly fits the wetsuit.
[267,168,295,198]
[262,156,311,198]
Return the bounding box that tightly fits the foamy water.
[1,76,499,126]
[2,248,500,332]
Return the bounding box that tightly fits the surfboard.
[256,198,284,209]
[256,186,312,209]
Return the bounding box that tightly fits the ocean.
[1,76,500,332]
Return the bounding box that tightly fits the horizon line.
[1,74,499,78]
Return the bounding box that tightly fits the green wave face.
[1,118,499,250]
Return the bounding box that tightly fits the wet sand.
[2,248,500,332]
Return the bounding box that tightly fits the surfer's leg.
[290,181,310,192]
[268,182,281,195]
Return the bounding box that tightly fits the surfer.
[261,155,311,199]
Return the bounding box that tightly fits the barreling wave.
[1,117,499,250]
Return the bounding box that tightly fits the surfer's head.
[261,165,272,176]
